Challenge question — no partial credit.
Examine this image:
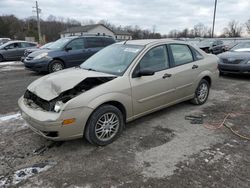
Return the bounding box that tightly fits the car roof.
[64,35,114,39]
[116,39,180,46]
[6,40,36,44]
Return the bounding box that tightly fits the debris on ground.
[0,161,56,186]
[185,115,205,124]
[33,141,64,155]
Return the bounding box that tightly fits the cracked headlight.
[246,60,250,64]
[54,101,64,112]
[34,52,48,60]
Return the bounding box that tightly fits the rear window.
[21,43,36,48]
[190,46,204,60]
[85,37,104,48]
[170,44,194,66]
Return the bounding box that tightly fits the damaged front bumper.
[18,96,93,141]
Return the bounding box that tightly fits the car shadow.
[220,73,250,80]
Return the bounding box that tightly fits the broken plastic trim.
[24,76,116,112]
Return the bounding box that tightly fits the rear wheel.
[85,105,124,146]
[191,79,210,105]
[48,60,64,73]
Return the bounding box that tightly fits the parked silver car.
[18,39,219,145]
[0,40,37,62]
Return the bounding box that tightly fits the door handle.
[192,64,199,69]
[162,73,172,79]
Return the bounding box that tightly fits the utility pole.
[33,1,42,44]
[212,0,217,38]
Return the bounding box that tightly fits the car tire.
[48,60,64,73]
[85,105,124,146]
[191,79,210,105]
[0,54,4,62]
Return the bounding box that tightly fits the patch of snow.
[0,162,56,186]
[0,113,21,121]
[0,112,28,133]
[13,162,56,185]
[0,66,25,71]
[0,61,21,66]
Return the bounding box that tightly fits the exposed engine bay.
[24,77,116,112]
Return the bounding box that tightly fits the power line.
[33,1,42,43]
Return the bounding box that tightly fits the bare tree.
[223,20,242,37]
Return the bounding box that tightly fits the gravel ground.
[0,62,250,187]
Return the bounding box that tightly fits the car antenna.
[123,39,129,45]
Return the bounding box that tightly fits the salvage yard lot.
[0,62,250,187]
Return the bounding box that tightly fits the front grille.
[222,58,243,64]
[24,90,53,111]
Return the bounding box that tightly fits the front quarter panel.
[63,76,133,121]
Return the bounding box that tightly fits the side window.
[66,39,84,50]
[170,44,193,66]
[139,45,169,72]
[85,37,104,48]
[190,46,204,60]
[103,38,115,46]
[21,43,31,48]
[6,43,19,49]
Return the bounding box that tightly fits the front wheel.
[191,79,210,105]
[48,60,64,73]
[85,105,124,146]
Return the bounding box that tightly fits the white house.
[60,24,132,41]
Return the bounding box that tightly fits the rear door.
[130,45,176,116]
[84,37,104,59]
[64,38,86,67]
[167,44,202,100]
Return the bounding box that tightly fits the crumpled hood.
[27,67,116,101]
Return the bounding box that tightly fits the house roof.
[60,24,132,36]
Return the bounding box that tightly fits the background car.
[197,39,226,54]
[218,42,250,75]
[0,40,37,62]
[0,38,11,45]
[24,35,115,73]
[19,39,219,145]
[21,42,54,62]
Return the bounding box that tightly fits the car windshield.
[40,42,53,49]
[47,38,71,50]
[80,44,144,76]
[230,42,250,51]
[199,40,215,46]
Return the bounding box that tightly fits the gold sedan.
[18,39,219,145]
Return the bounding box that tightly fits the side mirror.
[134,69,155,77]
[65,47,72,51]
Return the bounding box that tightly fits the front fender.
[86,92,133,120]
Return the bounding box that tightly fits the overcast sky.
[1,0,250,35]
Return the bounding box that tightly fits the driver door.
[130,45,176,117]
[64,38,86,67]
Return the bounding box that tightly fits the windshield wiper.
[82,67,97,72]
